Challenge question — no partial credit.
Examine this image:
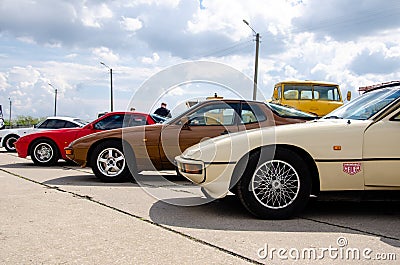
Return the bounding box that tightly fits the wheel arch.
[28,137,61,158]
[2,133,20,146]
[86,138,137,169]
[230,144,320,196]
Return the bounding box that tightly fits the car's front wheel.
[30,139,60,166]
[4,134,19,152]
[91,141,133,182]
[237,148,312,219]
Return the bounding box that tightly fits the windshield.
[324,88,400,120]
[73,118,89,127]
[267,102,316,118]
[150,114,167,123]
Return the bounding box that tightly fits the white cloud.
[120,16,143,32]
[92,47,119,64]
[141,53,160,64]
[0,0,399,119]
[81,3,113,28]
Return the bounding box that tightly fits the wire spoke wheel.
[251,160,300,209]
[96,147,126,177]
[237,148,311,219]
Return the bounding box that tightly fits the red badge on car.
[343,162,362,175]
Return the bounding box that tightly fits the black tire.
[237,148,312,219]
[4,134,19,152]
[91,141,133,182]
[30,139,60,166]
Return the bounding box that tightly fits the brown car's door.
[159,102,240,169]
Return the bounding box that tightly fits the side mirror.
[273,89,279,100]
[346,91,352,101]
[88,123,94,130]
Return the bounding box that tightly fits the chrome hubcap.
[251,160,300,209]
[97,148,125,177]
[33,143,53,163]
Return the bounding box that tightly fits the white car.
[176,83,400,219]
[0,116,87,152]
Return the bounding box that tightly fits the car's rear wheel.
[237,148,312,219]
[30,139,60,166]
[91,141,133,182]
[4,134,19,152]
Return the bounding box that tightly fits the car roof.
[359,81,400,93]
[274,80,339,86]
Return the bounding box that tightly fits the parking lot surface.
[0,149,399,264]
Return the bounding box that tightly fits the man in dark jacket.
[154,102,171,118]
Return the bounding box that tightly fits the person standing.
[153,102,171,118]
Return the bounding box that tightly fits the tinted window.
[94,114,125,130]
[64,121,80,128]
[44,119,68,129]
[37,120,48,128]
[240,103,267,124]
[127,114,148,126]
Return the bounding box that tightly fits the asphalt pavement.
[0,149,399,264]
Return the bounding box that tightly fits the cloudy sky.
[0,0,399,121]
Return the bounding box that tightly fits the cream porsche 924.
[176,84,400,219]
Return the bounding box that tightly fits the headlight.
[180,163,203,174]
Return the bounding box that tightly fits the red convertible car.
[15,112,164,166]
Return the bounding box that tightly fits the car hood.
[19,127,82,139]
[182,119,372,163]
[0,127,36,137]
[68,123,164,147]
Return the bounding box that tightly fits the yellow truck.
[271,80,350,117]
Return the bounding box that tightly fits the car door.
[363,110,400,187]
[159,101,240,169]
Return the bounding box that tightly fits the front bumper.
[175,155,237,199]
[14,138,28,158]
[65,147,87,167]
[175,156,206,184]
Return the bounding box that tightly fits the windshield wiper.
[324,115,343,119]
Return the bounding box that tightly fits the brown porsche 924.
[65,99,316,182]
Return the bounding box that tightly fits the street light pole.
[8,97,11,128]
[243,19,260,100]
[48,83,58,116]
[100,62,113,112]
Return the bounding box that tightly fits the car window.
[284,85,312,100]
[94,114,125,130]
[313,85,341,101]
[240,103,267,124]
[64,121,80,128]
[187,102,238,126]
[36,120,48,128]
[267,103,316,118]
[150,114,166,123]
[43,119,68,129]
[127,114,148,126]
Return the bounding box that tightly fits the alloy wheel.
[96,147,126,177]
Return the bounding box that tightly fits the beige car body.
[176,95,400,199]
